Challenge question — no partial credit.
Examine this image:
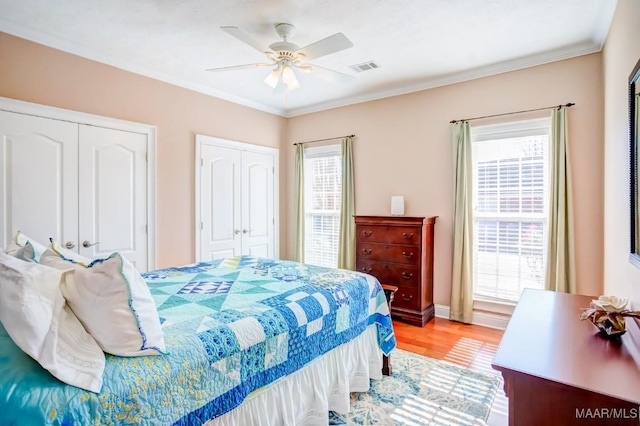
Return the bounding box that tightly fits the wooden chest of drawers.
[354,216,437,327]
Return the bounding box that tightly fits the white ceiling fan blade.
[295,33,353,60]
[221,26,271,54]
[206,63,272,72]
[305,64,355,83]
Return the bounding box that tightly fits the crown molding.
[0,20,287,117]
[1,0,617,119]
[284,40,602,117]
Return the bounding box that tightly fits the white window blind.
[471,118,550,302]
[304,145,342,268]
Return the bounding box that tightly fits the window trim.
[470,117,551,303]
[303,143,342,268]
[304,144,341,158]
[471,118,551,141]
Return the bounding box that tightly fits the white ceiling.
[0,0,617,117]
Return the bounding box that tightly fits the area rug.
[329,349,502,425]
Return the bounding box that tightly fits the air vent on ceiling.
[348,61,380,73]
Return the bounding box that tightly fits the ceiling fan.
[206,23,355,92]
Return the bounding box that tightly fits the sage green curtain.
[337,137,355,269]
[545,107,576,293]
[294,144,305,262]
[450,122,474,324]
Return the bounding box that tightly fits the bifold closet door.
[78,125,148,270]
[0,110,79,248]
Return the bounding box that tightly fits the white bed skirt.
[205,324,383,426]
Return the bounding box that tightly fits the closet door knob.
[64,241,76,249]
[82,240,99,248]
[234,229,240,235]
[242,229,251,234]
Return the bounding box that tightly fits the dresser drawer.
[392,287,421,312]
[357,243,420,265]
[356,260,421,289]
[357,225,422,246]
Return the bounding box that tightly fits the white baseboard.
[434,304,510,330]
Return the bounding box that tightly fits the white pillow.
[40,239,93,270]
[7,241,38,262]
[4,231,48,262]
[0,252,105,392]
[63,252,166,356]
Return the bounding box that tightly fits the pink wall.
[603,0,640,307]
[0,33,286,269]
[1,31,607,308]
[286,54,605,305]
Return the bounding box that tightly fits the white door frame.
[195,134,279,261]
[0,96,157,270]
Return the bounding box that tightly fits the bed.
[0,255,396,425]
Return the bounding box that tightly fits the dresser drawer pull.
[402,251,414,259]
[362,230,373,237]
[401,272,414,280]
[361,248,372,255]
[401,294,413,301]
[361,267,372,273]
[402,232,414,239]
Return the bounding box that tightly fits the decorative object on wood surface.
[390,196,405,216]
[580,295,640,339]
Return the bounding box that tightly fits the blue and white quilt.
[0,256,396,425]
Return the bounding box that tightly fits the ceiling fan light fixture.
[283,65,300,91]
[264,66,281,88]
[285,77,300,91]
[282,65,297,84]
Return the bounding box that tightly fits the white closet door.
[78,125,148,270]
[200,144,242,260]
[241,151,274,258]
[0,110,78,248]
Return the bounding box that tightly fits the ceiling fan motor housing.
[270,23,300,54]
[275,23,295,39]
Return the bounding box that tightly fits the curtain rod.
[293,134,355,146]
[449,103,575,124]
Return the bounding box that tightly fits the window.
[471,118,550,302]
[304,145,342,268]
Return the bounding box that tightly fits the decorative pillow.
[39,239,93,270]
[7,241,38,263]
[4,231,48,262]
[0,252,105,392]
[62,252,166,357]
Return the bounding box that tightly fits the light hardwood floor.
[393,317,508,426]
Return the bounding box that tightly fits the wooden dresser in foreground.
[492,289,640,426]
[354,216,437,327]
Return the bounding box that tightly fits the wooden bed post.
[381,284,398,376]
